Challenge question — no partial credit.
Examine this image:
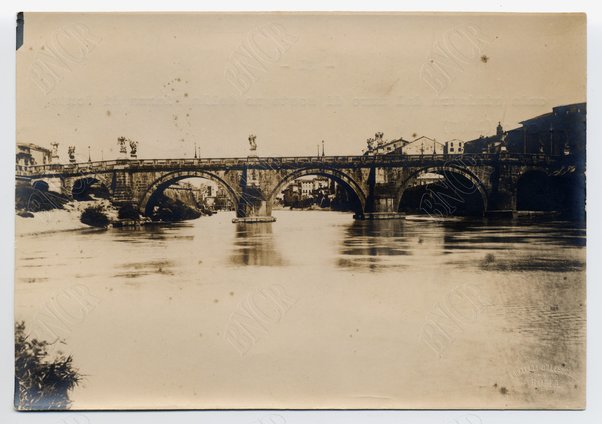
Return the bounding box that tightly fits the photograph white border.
[1,1,600,423]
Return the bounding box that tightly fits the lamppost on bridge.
[88,146,91,163]
[194,142,197,159]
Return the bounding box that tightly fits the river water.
[15,210,586,409]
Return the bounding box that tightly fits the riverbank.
[16,199,118,236]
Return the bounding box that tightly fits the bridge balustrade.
[15,152,573,179]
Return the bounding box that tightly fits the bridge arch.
[32,180,50,192]
[396,165,489,215]
[139,170,240,216]
[68,174,113,201]
[516,168,554,212]
[267,167,367,214]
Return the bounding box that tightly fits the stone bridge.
[16,153,582,221]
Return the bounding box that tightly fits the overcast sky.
[17,12,585,161]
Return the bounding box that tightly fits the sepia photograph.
[13,11,587,411]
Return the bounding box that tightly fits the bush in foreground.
[14,322,81,410]
[118,203,140,220]
[80,205,110,228]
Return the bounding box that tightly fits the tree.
[14,322,81,410]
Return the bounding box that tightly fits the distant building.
[16,143,52,166]
[364,137,409,155]
[300,180,313,198]
[413,172,444,187]
[280,176,335,206]
[281,183,301,204]
[402,136,445,156]
[444,139,464,155]
[363,133,410,156]
[313,177,329,191]
[463,103,586,158]
[214,187,234,210]
[463,122,508,154]
[362,134,446,156]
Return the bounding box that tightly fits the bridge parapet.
[16,153,571,178]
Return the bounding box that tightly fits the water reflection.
[335,216,586,274]
[438,218,586,273]
[114,260,175,279]
[336,219,444,272]
[230,222,285,266]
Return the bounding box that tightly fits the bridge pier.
[358,195,405,220]
[232,191,276,223]
[486,189,517,219]
[359,166,405,220]
[232,166,276,223]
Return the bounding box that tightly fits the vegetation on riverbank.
[14,322,81,410]
[16,181,212,232]
[80,205,111,228]
[15,185,68,215]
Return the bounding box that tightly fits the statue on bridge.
[375,132,384,147]
[248,134,257,152]
[117,136,128,157]
[67,146,76,163]
[129,139,138,158]
[366,136,375,152]
[50,142,60,163]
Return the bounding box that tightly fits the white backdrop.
[1,1,600,424]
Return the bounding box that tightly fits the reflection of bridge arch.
[139,170,240,216]
[267,167,367,213]
[396,165,489,213]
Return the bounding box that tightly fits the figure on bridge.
[248,134,257,152]
[67,146,76,163]
[117,137,128,156]
[129,139,138,158]
[375,132,384,147]
[366,136,375,152]
[50,142,60,163]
